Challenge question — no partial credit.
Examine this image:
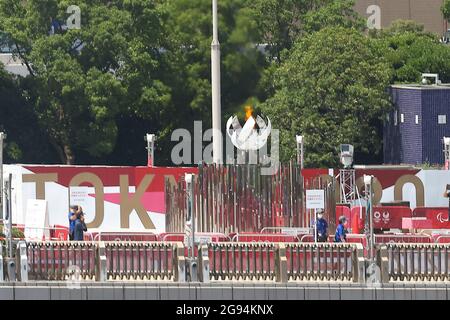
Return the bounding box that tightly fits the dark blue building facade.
[384,85,450,165]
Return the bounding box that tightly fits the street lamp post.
[185,173,197,281]
[296,135,304,169]
[0,132,6,220]
[443,137,450,170]
[211,0,222,164]
[364,174,375,262]
[145,134,156,167]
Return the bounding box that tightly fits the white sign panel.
[25,199,49,240]
[280,227,310,236]
[306,190,325,209]
[69,186,95,212]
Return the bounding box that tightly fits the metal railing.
[435,235,450,243]
[207,242,278,281]
[93,232,157,242]
[13,241,450,283]
[25,241,98,281]
[231,233,301,243]
[260,227,309,234]
[285,243,364,282]
[19,241,185,282]
[203,242,365,283]
[374,234,432,244]
[104,241,182,281]
[378,244,450,282]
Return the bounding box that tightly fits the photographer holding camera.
[68,205,87,241]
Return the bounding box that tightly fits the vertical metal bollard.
[276,243,288,283]
[5,258,15,281]
[352,243,365,283]
[198,244,210,283]
[17,241,28,282]
[0,251,3,282]
[185,173,198,282]
[96,242,107,282]
[175,242,186,283]
[377,245,389,283]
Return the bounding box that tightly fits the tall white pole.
[0,132,5,220]
[444,137,450,170]
[211,0,222,164]
[145,134,156,167]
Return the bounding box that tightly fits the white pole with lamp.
[0,132,5,221]
[211,0,223,164]
[296,135,304,169]
[364,174,374,262]
[443,137,450,170]
[145,134,156,167]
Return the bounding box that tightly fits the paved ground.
[0,282,449,300]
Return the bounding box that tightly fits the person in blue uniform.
[68,205,85,241]
[315,210,328,242]
[334,216,348,243]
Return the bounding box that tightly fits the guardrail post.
[376,245,389,283]
[95,242,107,282]
[174,242,186,283]
[276,243,288,283]
[198,244,210,283]
[352,243,366,283]
[16,241,28,282]
[0,249,3,282]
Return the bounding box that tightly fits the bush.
[0,225,25,239]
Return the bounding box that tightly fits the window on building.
[415,115,419,124]
[400,113,404,123]
[394,111,398,126]
[438,115,447,124]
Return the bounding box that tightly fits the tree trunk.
[63,144,75,165]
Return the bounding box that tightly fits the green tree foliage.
[251,0,364,63]
[0,0,168,164]
[372,20,450,83]
[2,0,448,168]
[443,0,450,21]
[0,67,57,163]
[148,0,267,164]
[164,0,265,119]
[261,27,392,167]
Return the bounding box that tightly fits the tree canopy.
[371,20,450,83]
[1,1,450,167]
[0,0,168,164]
[261,27,392,167]
[443,0,450,21]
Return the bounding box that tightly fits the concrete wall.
[354,0,447,35]
[0,282,448,300]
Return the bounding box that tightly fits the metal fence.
[206,242,277,281]
[200,242,365,283]
[13,241,450,283]
[104,242,180,281]
[166,163,336,234]
[26,241,98,281]
[378,244,450,282]
[285,243,364,282]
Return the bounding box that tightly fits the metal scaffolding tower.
[339,169,356,204]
